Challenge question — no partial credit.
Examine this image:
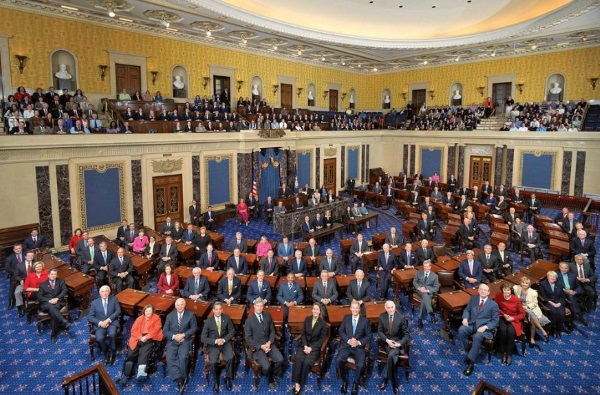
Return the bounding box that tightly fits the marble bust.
[55,64,72,80]
[384,94,391,103]
[252,84,259,95]
[349,94,355,103]
[549,82,562,94]
[307,90,314,100]
[173,75,185,89]
[453,90,462,99]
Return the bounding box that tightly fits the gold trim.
[151,158,183,173]
[77,162,126,232]
[519,150,556,186]
[203,154,234,208]
[324,147,336,157]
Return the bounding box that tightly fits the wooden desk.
[521,260,559,280]
[305,276,319,296]
[364,301,387,327]
[249,305,284,329]
[303,223,344,242]
[131,255,153,289]
[434,259,460,272]
[441,225,459,246]
[55,264,77,279]
[346,212,379,234]
[174,266,193,286]
[288,305,314,336]
[392,268,417,298]
[184,299,212,326]
[139,293,177,318]
[548,239,570,262]
[240,253,258,272]
[116,288,148,317]
[208,303,247,331]
[548,230,569,242]
[335,274,356,297]
[63,272,95,310]
[41,256,67,271]
[326,305,350,329]
[437,290,470,342]
[176,242,195,265]
[464,280,504,297]
[203,270,223,290]
[502,272,539,287]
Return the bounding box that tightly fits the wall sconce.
[15,55,27,74]
[98,65,108,81]
[401,91,407,101]
[150,71,158,86]
[236,80,244,92]
[323,90,329,99]
[202,76,210,89]
[516,82,524,94]
[477,86,485,97]
[296,87,303,97]
[590,77,598,90]
[341,92,347,101]
[428,90,435,100]
[272,84,279,95]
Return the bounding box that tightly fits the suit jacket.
[116,225,128,242]
[299,316,327,350]
[350,240,368,256]
[512,285,544,318]
[415,246,436,265]
[521,231,541,248]
[539,279,566,305]
[495,187,508,197]
[260,257,279,276]
[276,281,304,305]
[75,238,90,258]
[492,249,513,270]
[23,235,47,251]
[277,243,293,258]
[189,205,201,223]
[88,296,121,329]
[481,184,492,194]
[201,314,235,346]
[231,239,248,253]
[203,211,216,224]
[458,187,470,197]
[568,262,597,284]
[247,279,272,303]
[244,311,276,349]
[226,255,248,274]
[346,279,372,303]
[163,309,197,343]
[312,279,338,303]
[301,221,313,233]
[320,256,341,275]
[339,314,371,349]
[217,276,242,302]
[416,219,433,236]
[399,250,417,268]
[182,275,210,298]
[293,201,305,211]
[109,256,133,278]
[455,199,471,213]
[458,259,482,286]
[470,191,482,201]
[377,251,397,272]
[145,243,160,259]
[303,244,321,258]
[274,205,287,215]
[199,251,219,270]
[38,277,68,305]
[555,270,582,294]
[159,243,178,262]
[14,260,33,283]
[385,232,403,247]
[571,237,596,258]
[459,223,477,242]
[511,193,524,204]
[413,270,440,294]
[5,253,22,279]
[93,250,114,271]
[181,230,198,244]
[290,258,308,276]
[124,229,137,246]
[462,295,499,331]
[478,253,499,272]
[503,212,519,226]
[79,244,100,266]
[278,187,291,198]
[377,312,409,349]
[171,228,184,241]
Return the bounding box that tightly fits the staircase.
[477,115,506,131]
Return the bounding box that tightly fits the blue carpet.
[1,204,599,393]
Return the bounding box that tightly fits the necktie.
[120,258,123,266]
[90,247,95,260]
[178,313,182,327]
[216,317,221,334]
[582,239,585,246]
[103,299,107,316]
[563,275,570,290]
[478,299,484,311]
[385,253,389,262]
[469,260,473,276]
[352,318,357,336]
[529,233,533,242]
[486,254,490,261]
[208,254,212,265]
[195,278,199,293]
[425,272,429,282]
[257,314,263,325]
[130,231,134,239]
[51,281,55,289]
[17,254,22,263]
[328,258,332,269]
[323,282,327,294]
[389,315,393,332]
[258,282,262,292]
[579,265,584,278]
[228,280,232,294]
[33,237,37,246]
[26,262,31,274]
[235,257,239,268]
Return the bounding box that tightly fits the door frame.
[152,174,184,231]
[108,51,148,98]
[323,158,337,195]
[468,155,493,189]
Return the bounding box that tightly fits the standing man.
[377,243,397,301]
[38,268,73,343]
[88,285,121,365]
[349,234,368,273]
[412,260,440,328]
[377,301,409,395]
[5,243,23,310]
[93,241,114,287]
[163,298,198,393]
[201,302,235,393]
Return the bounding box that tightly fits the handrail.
[62,363,120,395]
[101,98,126,126]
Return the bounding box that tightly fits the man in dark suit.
[419,196,434,214]
[182,267,210,301]
[442,191,455,207]
[259,249,278,277]
[408,190,420,209]
[115,219,129,247]
[470,186,482,202]
[226,248,248,274]
[495,184,508,198]
[278,183,291,198]
[290,250,308,280]
[457,185,470,197]
[75,231,91,262]
[415,239,436,265]
[88,285,121,365]
[385,227,404,248]
[492,242,513,278]
[570,254,597,312]
[246,192,258,220]
[199,244,219,271]
[527,193,541,223]
[312,270,338,320]
[479,244,499,283]
[217,268,242,305]
[480,180,492,195]
[204,206,216,231]
[399,243,416,268]
[416,212,434,241]
[292,197,305,211]
[561,213,578,241]
[349,234,368,273]
[158,236,179,273]
[231,232,248,253]
[303,237,320,269]
[247,270,272,305]
[458,250,482,288]
[554,207,569,227]
[335,301,372,395]
[13,250,35,316]
[276,273,304,322]
[511,188,524,204]
[556,262,587,325]
[201,301,236,392]
[263,196,275,224]
[93,242,114,287]
[521,224,542,262]
[346,269,372,316]
[413,261,440,328]
[123,223,137,251]
[109,248,134,293]
[300,215,314,234]
[503,207,519,229]
[39,268,73,343]
[163,298,198,393]
[377,301,409,395]
[458,284,499,376]
[244,298,284,389]
[23,229,46,251]
[459,217,480,250]
[320,248,341,277]
[571,230,596,270]
[491,195,508,215]
[277,237,293,266]
[78,237,99,274]
[5,243,23,310]
[377,244,397,301]
[189,200,201,226]
[454,194,471,214]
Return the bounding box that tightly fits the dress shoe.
[213,383,220,393]
[51,335,58,344]
[463,363,475,376]
[377,379,388,390]
[542,333,550,343]
[8,300,15,310]
[269,381,277,390]
[563,327,572,334]
[110,352,117,365]
[225,378,232,391]
[506,354,512,366]
[579,316,589,327]
[104,353,110,364]
[116,376,129,385]
[463,356,471,365]
[393,387,400,395]
[418,319,423,328]
[430,313,437,323]
[136,375,148,383]
[18,307,24,317]
[351,382,359,395]
[341,381,348,394]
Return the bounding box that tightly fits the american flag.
[252,179,258,199]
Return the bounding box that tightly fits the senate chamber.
[0,1,600,394]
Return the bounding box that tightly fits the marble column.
[447,145,456,179]
[36,166,54,248]
[315,148,321,187]
[457,145,465,184]
[192,155,200,205]
[341,146,346,186]
[561,151,572,195]
[574,151,586,196]
[287,150,297,187]
[494,146,503,185]
[365,144,370,181]
[56,164,72,246]
[409,145,415,176]
[402,145,409,173]
[281,149,288,185]
[131,160,143,226]
[361,145,366,181]
[237,153,253,197]
[505,149,514,187]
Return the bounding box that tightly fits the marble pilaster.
[458,146,465,184]
[365,144,370,181]
[287,150,297,187]
[237,153,253,197]
[131,160,143,227]
[56,164,72,246]
[340,146,346,185]
[192,155,200,205]
[574,151,586,196]
[409,145,415,175]
[403,145,409,174]
[35,166,54,248]
[361,145,366,181]
[494,146,503,185]
[447,145,456,179]
[561,151,572,195]
[505,149,514,186]
[315,148,321,187]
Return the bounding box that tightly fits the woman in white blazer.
[513,276,550,346]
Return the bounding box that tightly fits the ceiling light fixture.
[321,56,325,61]
[107,7,115,17]
[161,20,170,28]
[297,50,302,56]
[167,27,178,32]
[531,45,537,50]
[455,56,460,62]
[273,45,277,50]
[491,51,496,57]
[341,61,346,65]
[373,68,377,72]
[242,39,247,44]
[119,17,133,22]
[423,60,428,65]
[60,5,79,11]
[206,31,211,37]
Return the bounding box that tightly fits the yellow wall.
[1,7,599,109]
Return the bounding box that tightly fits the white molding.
[108,52,148,98]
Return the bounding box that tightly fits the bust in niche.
[55,64,72,80]
[384,94,391,103]
[252,84,259,95]
[549,82,562,94]
[453,90,462,99]
[173,75,185,89]
[307,90,314,100]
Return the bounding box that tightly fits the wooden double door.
[153,175,184,231]
[323,158,337,194]
[115,64,141,96]
[469,156,493,188]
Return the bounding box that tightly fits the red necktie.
[579,265,584,278]
[478,299,484,311]
[17,255,22,263]
[323,282,327,294]
[33,237,37,247]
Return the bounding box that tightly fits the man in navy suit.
[349,234,368,273]
[377,244,397,301]
[260,250,279,277]
[335,301,372,395]
[415,239,436,265]
[88,286,121,365]
[161,216,174,236]
[458,284,499,376]
[320,248,341,276]
[78,237,99,274]
[458,250,482,289]
[23,229,46,251]
[521,224,542,262]
[277,237,293,268]
[346,269,372,316]
[201,302,236,392]
[377,301,409,395]
[93,241,114,287]
[159,236,179,272]
[39,268,73,343]
[290,250,308,280]
[217,268,242,305]
[198,244,219,271]
[5,243,24,310]
[276,272,304,322]
[182,267,210,301]
[109,248,134,293]
[203,206,216,231]
[123,223,137,251]
[571,230,596,270]
[399,243,416,268]
[163,298,198,393]
[115,219,129,247]
[226,248,248,274]
[247,270,272,304]
[556,262,587,326]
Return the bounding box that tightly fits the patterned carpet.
[1,203,599,394]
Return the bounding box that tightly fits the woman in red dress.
[68,228,83,254]
[156,263,179,296]
[494,282,525,366]
[237,198,249,226]
[23,261,48,299]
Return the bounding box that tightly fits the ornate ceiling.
[6,0,600,73]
